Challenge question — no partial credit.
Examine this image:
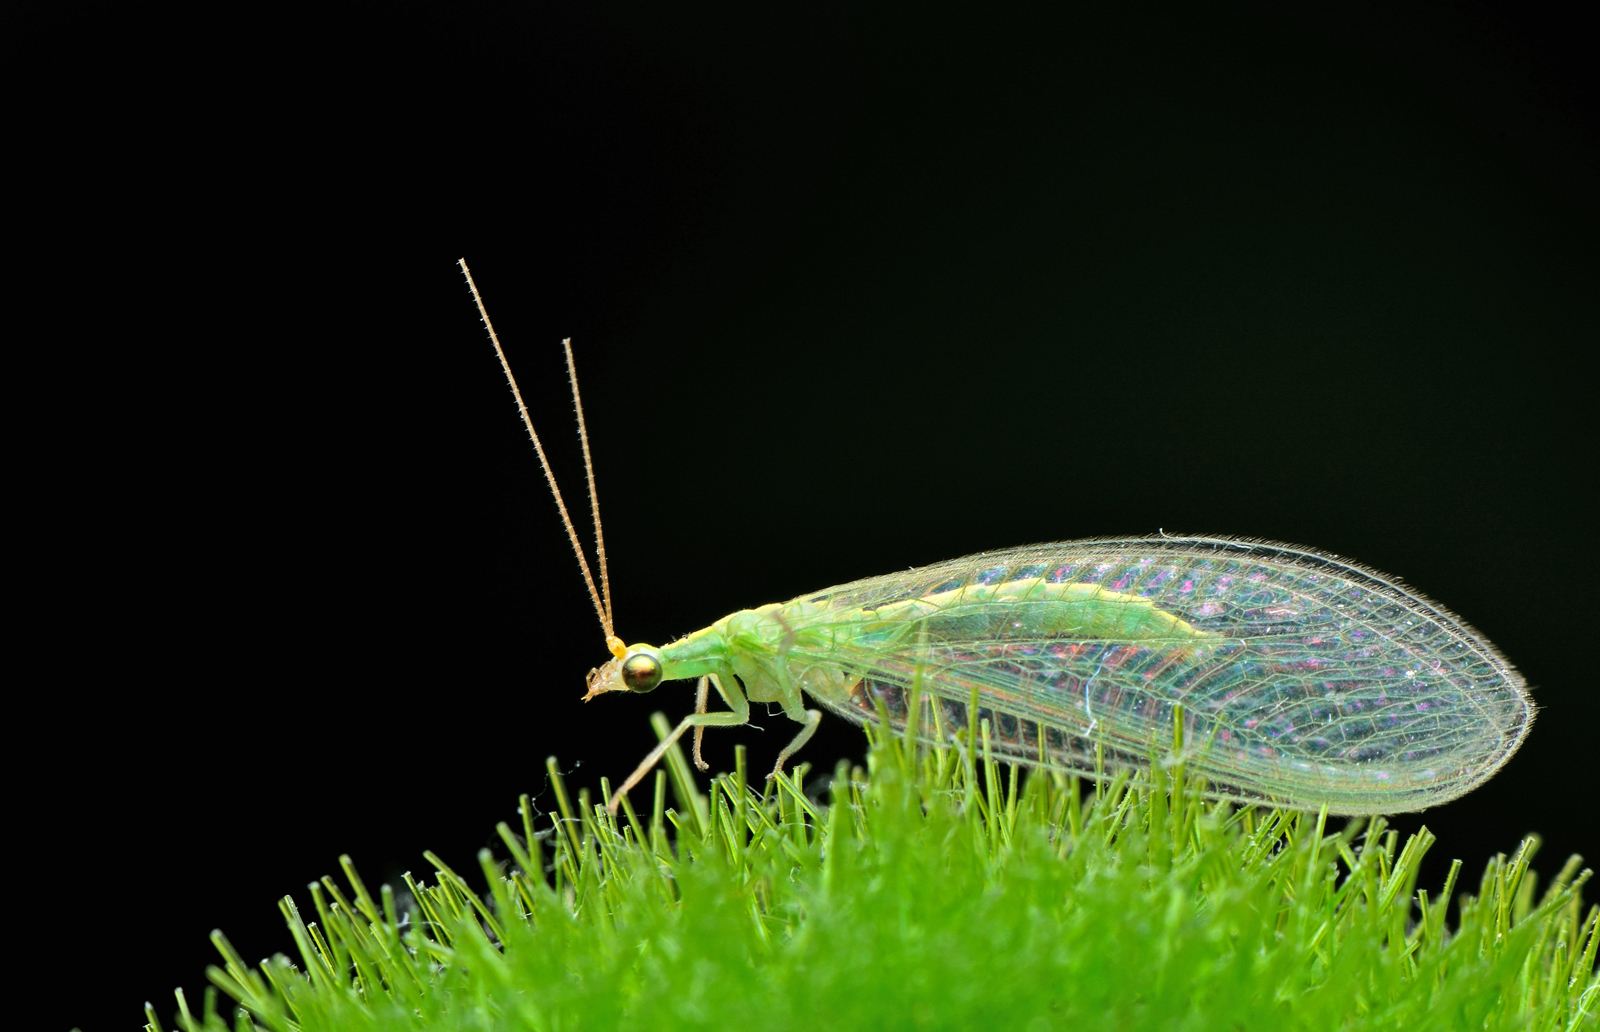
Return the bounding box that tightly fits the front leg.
[691,673,711,771]
[692,670,758,770]
[607,672,750,814]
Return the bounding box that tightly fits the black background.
[7,3,1595,1029]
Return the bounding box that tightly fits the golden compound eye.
[621,652,663,693]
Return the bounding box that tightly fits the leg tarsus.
[768,706,822,780]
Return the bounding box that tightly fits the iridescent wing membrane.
[790,537,1532,814]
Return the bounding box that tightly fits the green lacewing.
[460,261,1533,816]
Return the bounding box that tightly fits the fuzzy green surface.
[148,716,1597,1032]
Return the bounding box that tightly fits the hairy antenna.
[563,339,613,634]
[457,258,619,651]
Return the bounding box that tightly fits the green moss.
[148,714,1596,1031]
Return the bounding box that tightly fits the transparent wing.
[787,536,1531,814]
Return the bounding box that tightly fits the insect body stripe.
[860,578,1214,645]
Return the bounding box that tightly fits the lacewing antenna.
[562,338,614,636]
[457,258,622,655]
